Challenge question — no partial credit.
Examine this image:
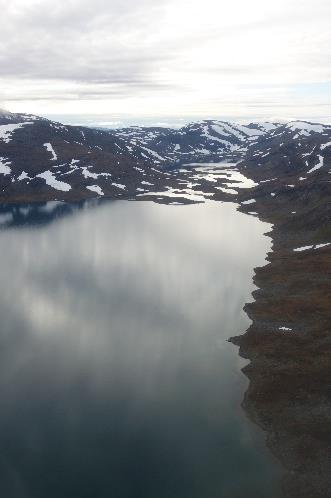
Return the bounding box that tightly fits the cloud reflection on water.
[0,200,280,498]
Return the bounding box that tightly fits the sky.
[1,0,331,124]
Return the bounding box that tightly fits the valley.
[0,109,330,498]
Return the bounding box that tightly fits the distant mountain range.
[110,120,280,164]
[0,109,330,203]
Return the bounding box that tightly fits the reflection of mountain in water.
[0,162,257,229]
[0,200,105,229]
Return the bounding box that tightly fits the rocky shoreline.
[231,163,331,498]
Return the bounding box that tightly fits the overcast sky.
[1,0,331,122]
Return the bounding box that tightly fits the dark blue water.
[0,200,281,498]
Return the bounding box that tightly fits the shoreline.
[230,162,331,498]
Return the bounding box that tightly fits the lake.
[0,199,282,498]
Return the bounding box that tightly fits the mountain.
[241,120,331,178]
[237,120,331,242]
[111,120,280,165]
[0,110,168,203]
[0,110,330,204]
[231,120,331,498]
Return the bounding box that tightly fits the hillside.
[0,110,167,202]
[231,120,331,498]
[3,111,330,204]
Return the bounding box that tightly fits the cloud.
[0,0,169,84]
[0,0,331,119]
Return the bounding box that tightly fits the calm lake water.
[0,200,281,498]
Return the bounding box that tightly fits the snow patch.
[315,243,330,249]
[36,171,72,191]
[0,122,33,143]
[307,155,324,174]
[80,167,112,180]
[287,121,325,136]
[86,185,104,196]
[202,126,233,147]
[18,171,30,181]
[81,167,99,179]
[216,187,238,195]
[43,143,57,161]
[0,157,11,175]
[242,199,256,205]
[112,183,126,190]
[293,245,313,252]
[294,242,330,252]
[140,146,165,161]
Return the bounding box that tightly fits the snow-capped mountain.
[0,110,169,202]
[237,120,331,243]
[111,120,280,165]
[0,109,330,203]
[241,120,331,181]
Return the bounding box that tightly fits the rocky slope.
[0,110,169,203]
[0,110,306,204]
[111,120,280,165]
[0,110,281,203]
[231,121,331,498]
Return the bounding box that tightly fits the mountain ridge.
[0,111,330,203]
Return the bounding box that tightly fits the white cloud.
[1,0,331,120]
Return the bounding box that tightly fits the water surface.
[0,200,281,498]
